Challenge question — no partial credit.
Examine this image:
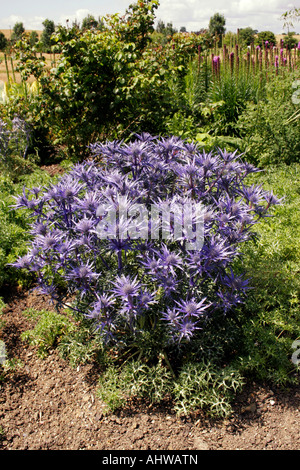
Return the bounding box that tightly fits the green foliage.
[208,13,226,45]
[237,72,300,165]
[208,67,265,136]
[282,32,298,50]
[97,358,173,414]
[0,32,8,51]
[238,27,257,47]
[21,308,75,358]
[256,31,277,47]
[11,2,163,159]
[0,297,6,314]
[0,169,54,289]
[233,164,300,386]
[29,31,39,47]
[97,359,244,417]
[11,22,25,45]
[11,1,204,160]
[154,19,177,45]
[0,114,39,178]
[174,362,244,417]
[40,19,56,53]
[81,14,103,31]
[57,319,108,368]
[112,0,159,51]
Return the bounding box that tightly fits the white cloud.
[0,14,46,31]
[1,14,24,29]
[155,0,293,33]
[28,16,47,30]
[57,9,92,27]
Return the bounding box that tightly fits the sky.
[0,0,298,34]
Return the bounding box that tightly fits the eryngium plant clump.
[13,134,280,356]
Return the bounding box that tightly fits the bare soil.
[0,288,299,452]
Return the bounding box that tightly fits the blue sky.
[0,0,298,34]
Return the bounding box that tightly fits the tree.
[11,22,25,44]
[282,32,298,49]
[156,19,177,36]
[238,27,257,47]
[29,30,39,47]
[256,30,276,47]
[208,13,226,44]
[281,6,300,32]
[110,0,159,51]
[0,32,8,51]
[41,19,55,52]
[81,14,98,30]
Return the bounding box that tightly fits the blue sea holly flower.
[177,318,201,342]
[161,307,181,326]
[174,297,209,318]
[88,294,116,318]
[74,216,96,234]
[35,232,62,252]
[156,244,183,273]
[11,254,33,270]
[137,289,157,310]
[65,261,99,284]
[112,275,141,299]
[74,191,102,215]
[141,255,160,274]
[158,274,179,296]
[31,222,48,236]
[220,269,250,293]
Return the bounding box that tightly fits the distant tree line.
[0,10,299,53]
[0,13,104,52]
[154,12,300,50]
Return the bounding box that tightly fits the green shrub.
[208,65,266,137]
[237,73,300,165]
[0,114,39,179]
[21,308,75,358]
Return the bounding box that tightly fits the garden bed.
[0,288,299,451]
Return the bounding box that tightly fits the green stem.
[4,54,10,83]
[161,350,176,378]
[10,57,16,82]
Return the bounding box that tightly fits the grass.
[232,163,300,385]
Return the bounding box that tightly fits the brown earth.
[0,287,299,452]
